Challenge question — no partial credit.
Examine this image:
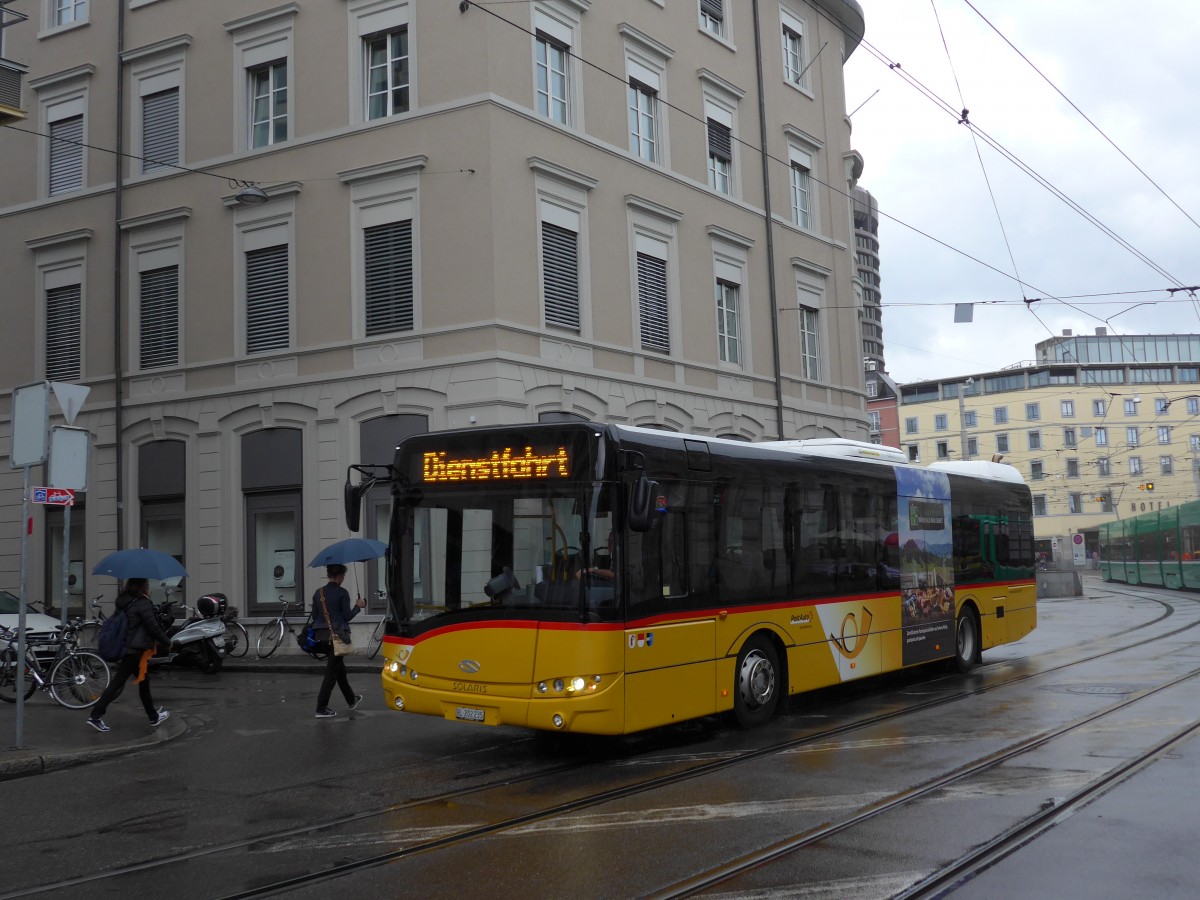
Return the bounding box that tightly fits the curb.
[0,715,186,783]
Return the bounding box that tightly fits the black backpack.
[97,609,130,662]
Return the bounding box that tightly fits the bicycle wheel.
[48,650,110,709]
[367,618,386,660]
[0,647,38,703]
[225,621,250,658]
[256,620,285,658]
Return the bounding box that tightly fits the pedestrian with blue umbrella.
[86,549,183,733]
[307,539,384,719]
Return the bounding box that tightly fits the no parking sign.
[1072,532,1086,566]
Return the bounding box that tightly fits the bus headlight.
[388,661,400,674]
[553,714,564,728]
[553,678,565,692]
[567,676,586,693]
[537,682,548,693]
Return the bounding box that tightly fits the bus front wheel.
[955,607,980,673]
[733,635,779,728]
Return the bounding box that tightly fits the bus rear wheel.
[955,607,980,673]
[734,635,779,728]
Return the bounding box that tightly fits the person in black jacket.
[86,577,173,732]
[313,564,366,718]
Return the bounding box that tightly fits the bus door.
[623,480,717,732]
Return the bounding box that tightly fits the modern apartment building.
[852,184,882,369]
[898,330,1200,559]
[0,0,871,616]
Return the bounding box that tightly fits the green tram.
[1098,500,1200,589]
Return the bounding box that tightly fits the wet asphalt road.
[3,575,1199,898]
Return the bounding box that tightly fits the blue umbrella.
[92,548,188,580]
[308,538,387,568]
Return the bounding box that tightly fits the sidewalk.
[0,652,382,782]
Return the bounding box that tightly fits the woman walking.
[313,564,366,718]
[86,577,172,732]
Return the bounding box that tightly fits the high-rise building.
[852,185,883,370]
[0,0,870,614]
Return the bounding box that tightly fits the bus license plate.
[455,706,485,723]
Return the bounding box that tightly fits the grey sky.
[841,0,1200,384]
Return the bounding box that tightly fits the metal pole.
[15,465,31,749]
[60,504,71,626]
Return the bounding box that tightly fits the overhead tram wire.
[802,0,1191,293]
[930,0,1030,305]
[961,0,1200,237]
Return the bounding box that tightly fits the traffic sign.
[31,487,75,506]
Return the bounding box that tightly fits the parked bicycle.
[256,596,308,658]
[70,594,108,650]
[0,620,111,709]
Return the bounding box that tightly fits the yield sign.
[32,487,75,505]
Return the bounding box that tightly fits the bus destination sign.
[422,446,571,483]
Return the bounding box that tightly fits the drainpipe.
[751,0,786,440]
[113,2,126,548]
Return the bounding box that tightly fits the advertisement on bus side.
[896,468,955,665]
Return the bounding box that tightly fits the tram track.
[6,586,1200,899]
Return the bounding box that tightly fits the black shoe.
[315,708,337,719]
[348,694,363,710]
[86,717,111,733]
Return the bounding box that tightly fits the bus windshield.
[390,482,620,629]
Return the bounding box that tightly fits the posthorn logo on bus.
[458,659,481,674]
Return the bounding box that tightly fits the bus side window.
[627,480,687,617]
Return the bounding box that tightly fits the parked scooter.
[150,591,229,674]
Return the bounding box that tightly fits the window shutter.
[139,265,179,369]
[637,252,669,352]
[245,245,290,353]
[707,118,732,162]
[364,220,414,335]
[45,284,82,381]
[49,116,84,195]
[701,0,724,21]
[142,88,180,172]
[541,222,579,330]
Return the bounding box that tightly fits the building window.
[907,445,918,462]
[700,0,725,38]
[1161,455,1174,475]
[1033,495,1047,516]
[1030,460,1043,480]
[1155,398,1169,414]
[364,221,414,336]
[868,411,880,433]
[140,88,180,172]
[541,221,579,331]
[1159,425,1172,445]
[799,306,820,381]
[1192,434,1200,453]
[1093,398,1106,416]
[905,417,918,434]
[994,407,1008,424]
[245,245,290,353]
[243,430,303,616]
[934,414,947,431]
[1026,402,1040,420]
[637,251,670,353]
[967,437,978,456]
[536,32,570,124]
[138,266,179,369]
[1097,458,1111,476]
[1068,493,1081,514]
[48,110,84,195]
[1124,398,1138,415]
[53,0,87,27]
[716,279,740,365]
[707,116,732,194]
[1063,428,1076,448]
[997,433,1009,453]
[1127,427,1139,446]
[1061,400,1075,417]
[1066,458,1079,477]
[1129,456,1143,475]
[628,80,658,162]
[1096,426,1107,446]
[1028,430,1041,450]
[789,161,812,228]
[250,61,287,147]
[963,410,977,427]
[1189,398,1200,416]
[45,283,82,381]
[781,18,806,87]
[366,27,410,120]
[866,379,878,398]
[934,441,948,459]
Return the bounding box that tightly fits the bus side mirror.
[344,477,375,532]
[628,475,659,532]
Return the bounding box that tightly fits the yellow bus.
[346,422,1037,735]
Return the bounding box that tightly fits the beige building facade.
[0,0,872,618]
[899,331,1200,561]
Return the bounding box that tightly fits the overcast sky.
[840,0,1200,385]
